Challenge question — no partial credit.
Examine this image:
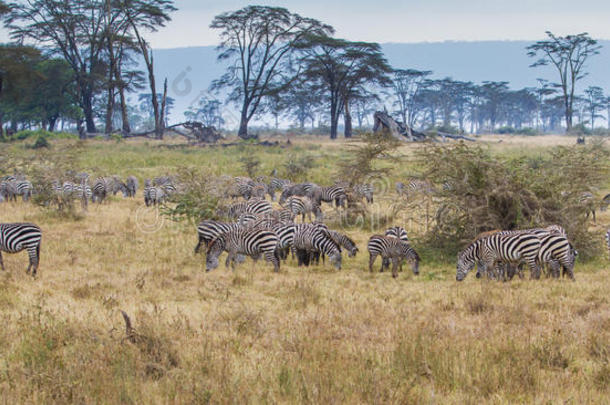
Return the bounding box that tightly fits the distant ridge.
[149,41,610,123]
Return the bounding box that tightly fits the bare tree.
[210,6,332,140]
[527,32,601,132]
[119,0,175,138]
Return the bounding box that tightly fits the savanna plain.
[0,134,609,404]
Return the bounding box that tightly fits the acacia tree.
[5,0,107,135]
[527,32,601,132]
[185,96,225,129]
[210,6,332,140]
[582,86,605,130]
[298,35,392,139]
[390,69,432,128]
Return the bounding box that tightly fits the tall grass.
[0,134,608,403]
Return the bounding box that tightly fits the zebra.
[580,192,597,222]
[457,233,541,282]
[279,183,318,205]
[238,209,294,228]
[206,227,280,272]
[367,235,420,278]
[144,186,166,207]
[396,179,434,199]
[538,233,576,280]
[14,180,33,202]
[284,196,323,222]
[329,230,358,257]
[292,223,342,269]
[268,177,291,201]
[153,176,175,187]
[382,226,409,270]
[91,177,119,203]
[310,185,347,208]
[0,223,42,276]
[126,176,138,197]
[0,180,18,202]
[222,198,273,220]
[474,226,572,280]
[352,184,374,204]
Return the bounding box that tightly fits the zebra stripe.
[457,233,541,281]
[224,198,273,220]
[126,176,139,198]
[293,223,342,269]
[206,227,280,272]
[367,235,420,278]
[0,223,42,276]
[311,185,347,208]
[284,196,322,222]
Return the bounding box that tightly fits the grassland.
[0,134,609,404]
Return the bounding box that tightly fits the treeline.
[0,2,607,139]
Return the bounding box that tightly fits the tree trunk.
[159,78,168,139]
[105,82,114,135]
[238,110,250,139]
[343,100,352,138]
[118,83,130,134]
[330,95,338,139]
[48,116,58,132]
[81,88,96,136]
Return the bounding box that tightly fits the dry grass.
[0,135,608,403]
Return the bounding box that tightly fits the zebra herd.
[0,175,33,203]
[2,170,609,282]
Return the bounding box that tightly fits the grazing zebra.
[538,233,576,280]
[126,176,138,197]
[279,183,318,205]
[382,226,409,270]
[0,223,42,276]
[268,177,291,201]
[91,177,118,203]
[474,225,571,280]
[310,185,347,208]
[223,198,273,220]
[367,235,420,278]
[13,180,33,202]
[284,196,323,222]
[206,227,280,272]
[396,179,434,198]
[0,180,18,202]
[352,184,374,204]
[457,233,541,281]
[329,230,358,257]
[293,223,342,269]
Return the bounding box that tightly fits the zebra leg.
[0,251,4,271]
[225,252,234,269]
[264,251,280,273]
[391,258,399,279]
[528,260,541,280]
[194,236,204,254]
[381,258,389,271]
[368,253,377,272]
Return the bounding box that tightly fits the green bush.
[418,140,608,259]
[31,136,50,149]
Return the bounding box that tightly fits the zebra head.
[330,251,342,270]
[205,238,224,272]
[456,243,478,281]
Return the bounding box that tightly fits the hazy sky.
[141,0,610,48]
[1,0,609,47]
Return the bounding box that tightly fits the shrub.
[418,140,608,258]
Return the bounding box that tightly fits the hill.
[150,41,610,124]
